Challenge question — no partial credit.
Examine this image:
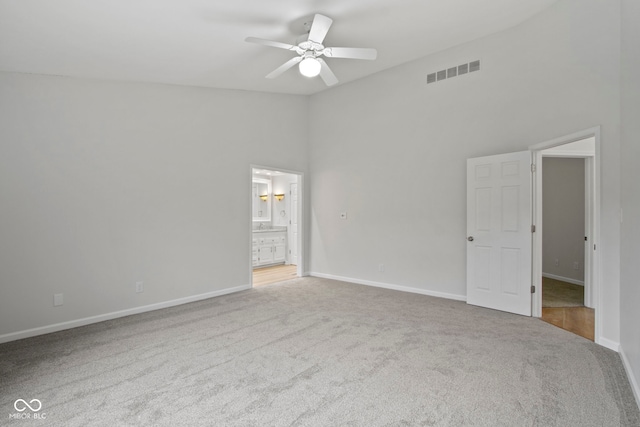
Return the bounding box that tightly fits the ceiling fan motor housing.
[298,41,324,57]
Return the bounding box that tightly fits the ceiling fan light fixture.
[299,57,321,77]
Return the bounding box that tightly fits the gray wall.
[0,73,309,336]
[308,0,622,344]
[542,157,585,283]
[621,0,640,404]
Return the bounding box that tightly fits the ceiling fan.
[245,14,377,86]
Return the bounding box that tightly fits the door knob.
[467,236,474,242]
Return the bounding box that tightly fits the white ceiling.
[0,0,560,95]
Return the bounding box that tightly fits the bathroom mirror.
[252,178,271,222]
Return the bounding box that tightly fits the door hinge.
[585,236,588,241]
[531,225,536,233]
[531,285,536,294]
[531,163,536,173]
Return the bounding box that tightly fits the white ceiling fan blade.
[323,47,377,60]
[317,59,338,86]
[245,37,297,51]
[307,14,333,44]
[265,56,303,79]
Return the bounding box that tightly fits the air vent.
[426,60,480,85]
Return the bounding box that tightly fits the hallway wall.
[542,157,586,284]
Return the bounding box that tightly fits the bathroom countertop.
[253,227,287,233]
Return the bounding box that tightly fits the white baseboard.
[619,345,640,410]
[542,272,584,286]
[309,272,466,302]
[0,284,251,344]
[597,336,620,352]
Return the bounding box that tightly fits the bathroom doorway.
[251,166,303,287]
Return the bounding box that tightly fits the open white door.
[467,151,532,316]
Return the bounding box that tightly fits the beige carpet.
[542,276,584,307]
[1,277,638,426]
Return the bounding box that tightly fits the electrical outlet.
[379,264,385,272]
[53,293,64,307]
[573,262,580,270]
[135,281,144,293]
[554,258,559,267]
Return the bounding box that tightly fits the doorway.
[465,128,601,342]
[530,129,599,342]
[251,166,303,287]
[539,155,594,340]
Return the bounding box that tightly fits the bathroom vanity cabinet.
[252,230,287,267]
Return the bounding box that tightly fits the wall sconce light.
[274,194,285,201]
[259,194,268,201]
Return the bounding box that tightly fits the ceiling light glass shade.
[299,57,321,77]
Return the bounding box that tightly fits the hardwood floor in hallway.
[541,277,594,341]
[253,264,298,287]
[541,306,595,341]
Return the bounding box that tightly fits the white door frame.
[249,165,305,285]
[288,181,299,266]
[529,127,601,343]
